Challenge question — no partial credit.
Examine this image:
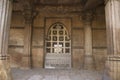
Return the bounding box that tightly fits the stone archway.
[45,22,71,69]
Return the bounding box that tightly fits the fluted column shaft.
[105,0,120,55]
[0,0,13,80]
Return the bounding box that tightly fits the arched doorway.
[45,22,71,69]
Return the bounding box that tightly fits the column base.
[21,56,31,69]
[84,55,95,70]
[0,56,13,80]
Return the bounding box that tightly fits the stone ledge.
[107,55,120,61]
[0,55,10,60]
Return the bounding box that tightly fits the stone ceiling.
[42,0,80,4]
[34,0,86,4]
[13,0,104,13]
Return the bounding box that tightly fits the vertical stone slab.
[0,0,7,54]
[105,0,120,55]
[0,0,13,80]
[104,0,120,80]
[83,11,95,70]
[22,7,37,69]
[22,8,33,69]
[0,0,2,24]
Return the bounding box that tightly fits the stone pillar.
[83,11,94,70]
[0,0,13,80]
[22,8,37,69]
[22,8,33,69]
[105,0,120,55]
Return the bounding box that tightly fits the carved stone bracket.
[23,9,32,24]
[36,5,83,14]
[82,10,94,23]
[22,9,38,24]
[19,0,38,23]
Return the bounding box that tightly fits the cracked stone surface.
[11,68,103,80]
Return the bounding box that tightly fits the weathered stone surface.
[9,29,24,45]
[83,11,94,70]
[72,49,84,69]
[105,0,120,55]
[32,29,44,46]
[92,30,107,47]
[28,75,43,80]
[9,3,106,70]
[93,49,107,71]
[72,29,84,47]
[0,57,13,80]
[0,60,8,80]
[11,68,102,80]
[103,55,120,80]
[32,48,43,68]
[11,13,25,27]
[0,0,12,80]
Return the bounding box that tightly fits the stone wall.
[9,12,25,68]
[8,6,107,71]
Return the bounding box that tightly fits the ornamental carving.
[36,5,83,14]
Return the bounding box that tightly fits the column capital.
[82,10,94,24]
[22,9,32,24]
[22,9,38,24]
[20,0,38,24]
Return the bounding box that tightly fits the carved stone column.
[105,0,120,55]
[22,7,37,69]
[0,0,13,80]
[83,11,95,70]
[22,8,32,69]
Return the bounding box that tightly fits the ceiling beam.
[35,2,82,7]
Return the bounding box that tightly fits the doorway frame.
[43,17,73,68]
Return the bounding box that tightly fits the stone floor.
[11,68,103,80]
